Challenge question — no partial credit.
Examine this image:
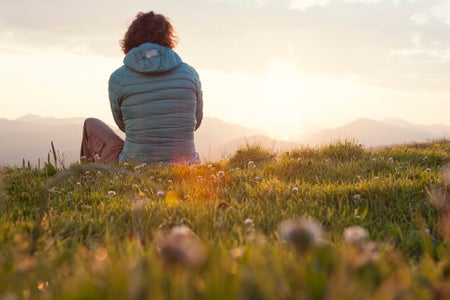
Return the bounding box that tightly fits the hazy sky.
[1,0,449,139]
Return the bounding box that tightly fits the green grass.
[1,139,450,299]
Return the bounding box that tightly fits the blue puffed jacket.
[108,43,203,164]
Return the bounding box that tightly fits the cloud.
[1,0,449,92]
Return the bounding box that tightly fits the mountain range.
[0,114,448,167]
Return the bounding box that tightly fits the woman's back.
[109,43,203,164]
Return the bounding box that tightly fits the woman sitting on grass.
[80,10,203,165]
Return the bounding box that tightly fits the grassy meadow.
[1,139,450,299]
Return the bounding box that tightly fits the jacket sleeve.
[193,70,203,131]
[108,72,125,132]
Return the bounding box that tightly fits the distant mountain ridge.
[0,115,295,166]
[0,115,448,166]
[302,118,450,147]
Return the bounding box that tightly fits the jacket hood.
[123,43,182,73]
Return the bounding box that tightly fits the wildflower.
[244,218,254,227]
[133,163,147,172]
[37,280,49,291]
[278,216,324,253]
[156,190,165,197]
[254,176,262,182]
[292,187,299,193]
[244,218,255,233]
[96,170,103,177]
[217,170,225,177]
[94,154,101,161]
[247,161,256,169]
[425,168,432,173]
[158,226,207,268]
[343,225,369,245]
[107,190,117,197]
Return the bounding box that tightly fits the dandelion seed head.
[278,216,324,253]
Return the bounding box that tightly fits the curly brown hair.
[120,11,178,54]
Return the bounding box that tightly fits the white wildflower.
[133,163,147,171]
[158,226,207,268]
[107,190,117,197]
[343,225,369,245]
[156,190,165,197]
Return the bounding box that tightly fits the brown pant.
[80,118,124,163]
